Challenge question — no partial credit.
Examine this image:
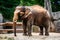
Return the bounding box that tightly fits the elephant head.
[13,6,32,22]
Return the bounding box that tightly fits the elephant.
[13,5,51,36]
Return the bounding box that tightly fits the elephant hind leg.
[44,21,49,36]
[45,26,49,36]
[39,26,43,35]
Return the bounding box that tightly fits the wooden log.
[0,22,22,26]
[0,22,23,35]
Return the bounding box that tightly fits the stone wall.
[52,11,60,32]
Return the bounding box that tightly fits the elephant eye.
[21,9,25,12]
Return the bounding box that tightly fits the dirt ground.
[0,33,60,40]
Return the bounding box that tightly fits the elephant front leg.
[23,26,28,36]
[27,21,32,36]
[23,20,28,36]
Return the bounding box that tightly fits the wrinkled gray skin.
[13,5,51,36]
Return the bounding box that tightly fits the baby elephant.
[13,5,51,36]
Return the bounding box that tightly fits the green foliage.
[51,0,60,12]
[0,0,44,21]
[19,0,44,6]
[0,0,20,21]
[0,0,60,20]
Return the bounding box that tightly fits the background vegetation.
[51,0,60,12]
[0,0,60,21]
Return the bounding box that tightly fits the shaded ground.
[0,33,60,40]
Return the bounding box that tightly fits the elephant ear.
[24,7,32,18]
[25,8,31,15]
[16,6,22,9]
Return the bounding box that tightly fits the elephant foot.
[45,33,49,36]
[23,33,28,36]
[28,34,32,36]
[39,33,43,35]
